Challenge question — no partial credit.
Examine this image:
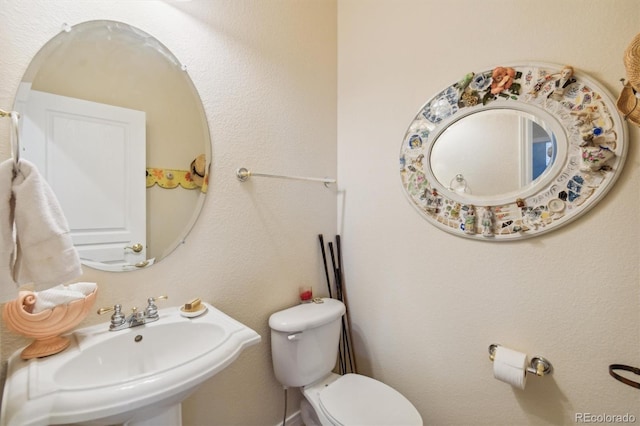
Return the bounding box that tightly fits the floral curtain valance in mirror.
[400,63,627,241]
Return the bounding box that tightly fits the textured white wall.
[338,0,639,424]
[0,1,336,425]
[2,1,639,425]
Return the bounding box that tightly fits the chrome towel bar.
[236,167,335,186]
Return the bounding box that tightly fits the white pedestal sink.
[0,303,261,426]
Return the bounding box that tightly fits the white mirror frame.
[399,63,628,241]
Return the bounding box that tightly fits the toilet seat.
[317,374,422,426]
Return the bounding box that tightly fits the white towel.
[32,282,97,313]
[0,159,82,302]
[0,159,17,302]
[66,281,97,296]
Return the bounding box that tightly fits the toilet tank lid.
[269,298,345,332]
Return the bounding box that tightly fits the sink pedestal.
[125,404,181,426]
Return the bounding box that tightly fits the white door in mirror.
[21,89,147,265]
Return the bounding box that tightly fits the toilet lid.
[318,374,422,426]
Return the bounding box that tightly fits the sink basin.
[0,303,261,426]
[55,321,227,389]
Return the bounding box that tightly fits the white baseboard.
[274,410,302,426]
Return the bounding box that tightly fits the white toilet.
[269,298,423,426]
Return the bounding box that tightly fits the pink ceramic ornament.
[2,287,98,359]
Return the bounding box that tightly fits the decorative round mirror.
[15,20,211,270]
[400,64,627,240]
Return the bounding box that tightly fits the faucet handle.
[97,306,114,315]
[145,295,168,319]
[97,304,126,329]
[97,303,122,316]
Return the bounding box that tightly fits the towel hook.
[1,109,21,173]
[10,112,21,172]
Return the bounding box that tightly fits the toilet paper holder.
[488,344,553,377]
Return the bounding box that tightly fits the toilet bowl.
[303,373,422,426]
[269,298,422,426]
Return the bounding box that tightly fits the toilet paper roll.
[493,346,527,389]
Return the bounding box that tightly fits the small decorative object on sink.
[179,297,208,317]
[0,300,261,426]
[2,283,98,359]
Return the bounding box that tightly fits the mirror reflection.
[430,110,555,197]
[15,20,211,272]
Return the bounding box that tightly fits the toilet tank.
[269,298,346,387]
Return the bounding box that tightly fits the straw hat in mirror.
[189,154,207,188]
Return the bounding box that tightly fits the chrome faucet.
[97,296,168,331]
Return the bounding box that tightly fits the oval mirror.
[15,20,211,270]
[400,64,627,240]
